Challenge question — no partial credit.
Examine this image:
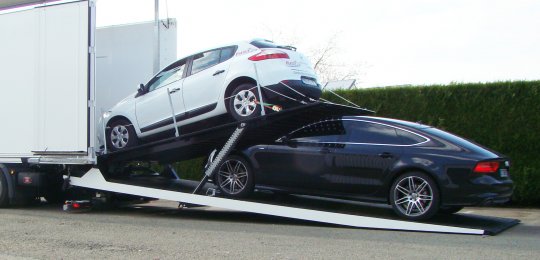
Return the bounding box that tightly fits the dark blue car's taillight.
[473,161,500,173]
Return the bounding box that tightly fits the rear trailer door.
[0,1,92,161]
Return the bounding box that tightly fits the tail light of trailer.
[248,50,289,61]
[473,161,500,173]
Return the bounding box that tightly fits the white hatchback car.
[102,39,321,151]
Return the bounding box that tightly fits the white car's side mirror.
[137,84,145,94]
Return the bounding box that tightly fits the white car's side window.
[191,49,221,75]
[220,46,236,62]
[148,62,186,92]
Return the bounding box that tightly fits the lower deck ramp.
[250,193,519,235]
[107,176,520,235]
[67,169,519,235]
[426,212,519,235]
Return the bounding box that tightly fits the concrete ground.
[0,200,538,259]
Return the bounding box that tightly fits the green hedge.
[324,81,540,205]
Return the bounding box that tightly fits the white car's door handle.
[169,87,180,94]
[213,70,225,76]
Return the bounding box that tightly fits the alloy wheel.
[217,159,249,195]
[393,176,434,217]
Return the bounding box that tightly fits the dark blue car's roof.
[344,116,431,129]
[345,116,502,159]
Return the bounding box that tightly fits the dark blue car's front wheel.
[390,172,440,220]
[215,155,254,198]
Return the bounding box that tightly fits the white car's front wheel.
[229,83,262,121]
[107,119,138,151]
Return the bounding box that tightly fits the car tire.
[215,155,254,198]
[0,172,9,207]
[107,119,138,151]
[390,171,440,221]
[228,83,263,121]
[438,206,464,215]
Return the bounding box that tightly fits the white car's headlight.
[102,111,111,119]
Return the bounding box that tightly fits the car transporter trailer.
[64,102,518,236]
[0,0,518,236]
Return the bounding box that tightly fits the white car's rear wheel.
[229,83,262,121]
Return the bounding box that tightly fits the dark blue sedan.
[214,116,513,220]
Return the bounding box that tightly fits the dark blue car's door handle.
[379,152,394,158]
[213,70,225,76]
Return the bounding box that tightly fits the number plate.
[500,169,509,178]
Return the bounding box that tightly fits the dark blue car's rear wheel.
[390,172,440,220]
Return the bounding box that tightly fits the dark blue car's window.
[344,120,401,145]
[397,129,428,145]
[423,127,498,157]
[293,135,342,143]
[288,120,345,143]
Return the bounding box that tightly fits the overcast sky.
[96,0,540,87]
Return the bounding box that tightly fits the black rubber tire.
[228,83,263,121]
[106,119,138,151]
[390,171,440,221]
[439,206,464,215]
[0,172,9,207]
[214,155,254,198]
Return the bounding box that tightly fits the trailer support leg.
[192,123,247,194]
[62,167,72,191]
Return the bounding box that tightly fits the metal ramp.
[68,169,492,235]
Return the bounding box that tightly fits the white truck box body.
[0,1,177,163]
[0,1,90,161]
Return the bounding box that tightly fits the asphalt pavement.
[0,200,539,259]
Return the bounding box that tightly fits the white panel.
[0,1,89,158]
[0,0,60,10]
[0,7,39,155]
[159,19,177,70]
[38,2,88,152]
